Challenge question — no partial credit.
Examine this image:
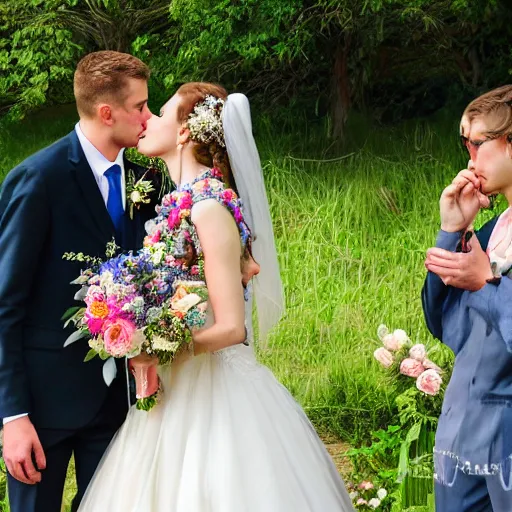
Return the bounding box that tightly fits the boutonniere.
[126,168,156,219]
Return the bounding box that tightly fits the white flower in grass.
[377,324,389,340]
[349,491,359,500]
[376,488,387,500]
[368,497,381,509]
[409,343,426,362]
[392,329,409,345]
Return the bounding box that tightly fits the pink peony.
[382,333,403,351]
[161,194,172,207]
[233,206,243,224]
[358,481,374,491]
[84,286,105,307]
[400,358,425,378]
[222,189,235,202]
[356,498,368,506]
[178,192,192,209]
[167,208,181,230]
[146,229,161,246]
[85,317,105,335]
[211,167,223,179]
[374,347,394,368]
[423,359,443,374]
[416,369,442,396]
[409,343,426,362]
[103,319,136,357]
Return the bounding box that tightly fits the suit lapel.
[68,131,115,244]
[477,215,500,251]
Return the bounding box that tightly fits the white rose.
[152,249,164,265]
[377,488,387,500]
[145,219,158,235]
[377,324,389,341]
[409,343,426,362]
[368,498,381,509]
[172,293,202,314]
[99,271,114,288]
[393,329,409,345]
[130,190,142,203]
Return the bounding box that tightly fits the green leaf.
[98,349,110,361]
[84,349,98,362]
[397,421,422,482]
[63,329,88,347]
[61,306,81,321]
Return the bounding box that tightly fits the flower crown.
[187,95,226,148]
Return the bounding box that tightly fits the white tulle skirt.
[78,344,355,512]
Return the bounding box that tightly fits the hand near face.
[440,163,490,233]
[425,234,493,291]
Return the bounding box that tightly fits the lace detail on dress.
[213,345,261,375]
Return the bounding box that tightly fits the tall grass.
[0,105,500,509]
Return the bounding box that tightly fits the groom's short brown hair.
[74,51,150,118]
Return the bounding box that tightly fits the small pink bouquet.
[373,324,443,396]
[347,480,389,510]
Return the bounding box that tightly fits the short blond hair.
[463,85,512,137]
[74,51,150,118]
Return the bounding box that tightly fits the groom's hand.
[440,163,490,232]
[3,416,46,484]
[425,235,494,291]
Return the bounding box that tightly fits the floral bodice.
[143,168,251,282]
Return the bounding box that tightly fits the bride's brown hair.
[175,82,237,192]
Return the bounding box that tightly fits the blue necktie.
[104,164,124,231]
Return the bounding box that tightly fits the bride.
[78,83,355,511]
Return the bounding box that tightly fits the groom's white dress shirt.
[3,123,127,425]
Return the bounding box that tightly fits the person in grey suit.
[422,85,512,512]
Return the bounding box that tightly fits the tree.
[0,0,172,121]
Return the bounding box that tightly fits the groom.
[0,51,167,511]
[422,85,512,511]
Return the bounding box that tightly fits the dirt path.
[321,435,353,481]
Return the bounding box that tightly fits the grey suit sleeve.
[421,230,461,341]
[472,277,512,353]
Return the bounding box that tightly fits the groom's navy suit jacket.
[0,130,165,430]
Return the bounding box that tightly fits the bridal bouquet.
[62,240,208,411]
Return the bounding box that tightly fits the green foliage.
[0,0,172,121]
[0,1,82,120]
[2,0,512,130]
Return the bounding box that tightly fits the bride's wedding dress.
[78,172,355,512]
[78,340,354,511]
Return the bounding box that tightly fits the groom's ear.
[98,104,114,126]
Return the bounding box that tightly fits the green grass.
[0,104,501,509]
